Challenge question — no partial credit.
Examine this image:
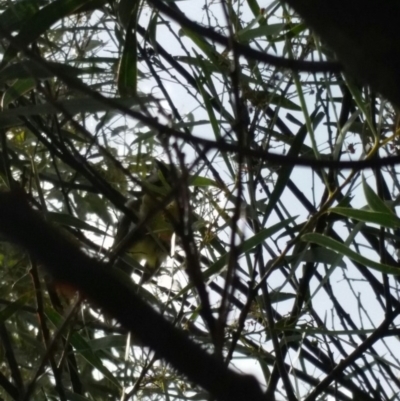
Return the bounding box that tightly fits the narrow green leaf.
[362,175,394,214]
[47,212,107,235]
[174,217,297,300]
[329,207,400,229]
[204,216,297,280]
[310,222,363,300]
[246,0,262,18]
[196,56,231,134]
[0,60,102,84]
[243,88,301,110]
[0,0,45,33]
[175,56,220,73]
[262,109,324,224]
[194,61,234,173]
[0,96,155,128]
[362,225,400,244]
[273,23,307,42]
[88,334,127,351]
[148,10,159,50]
[180,29,213,57]
[0,97,151,127]
[301,247,346,268]
[1,78,36,108]
[117,4,138,96]
[243,217,297,254]
[175,119,210,129]
[118,0,139,29]
[46,309,120,388]
[302,232,400,275]
[189,176,219,188]
[270,94,301,111]
[0,294,30,322]
[181,30,230,74]
[269,291,295,303]
[237,23,285,41]
[1,0,108,69]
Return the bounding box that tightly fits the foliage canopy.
[0,1,400,401]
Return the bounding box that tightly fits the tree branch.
[0,190,265,401]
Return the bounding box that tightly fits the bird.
[112,161,179,283]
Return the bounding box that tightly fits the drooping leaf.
[117,1,139,96]
[329,207,400,229]
[0,97,152,128]
[362,175,394,215]
[0,60,102,84]
[47,212,108,235]
[302,232,400,275]
[237,23,285,42]
[1,78,36,108]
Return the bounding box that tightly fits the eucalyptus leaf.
[329,207,400,229]
[302,233,400,275]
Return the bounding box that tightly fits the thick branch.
[0,190,264,401]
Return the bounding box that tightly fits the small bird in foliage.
[113,161,179,283]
